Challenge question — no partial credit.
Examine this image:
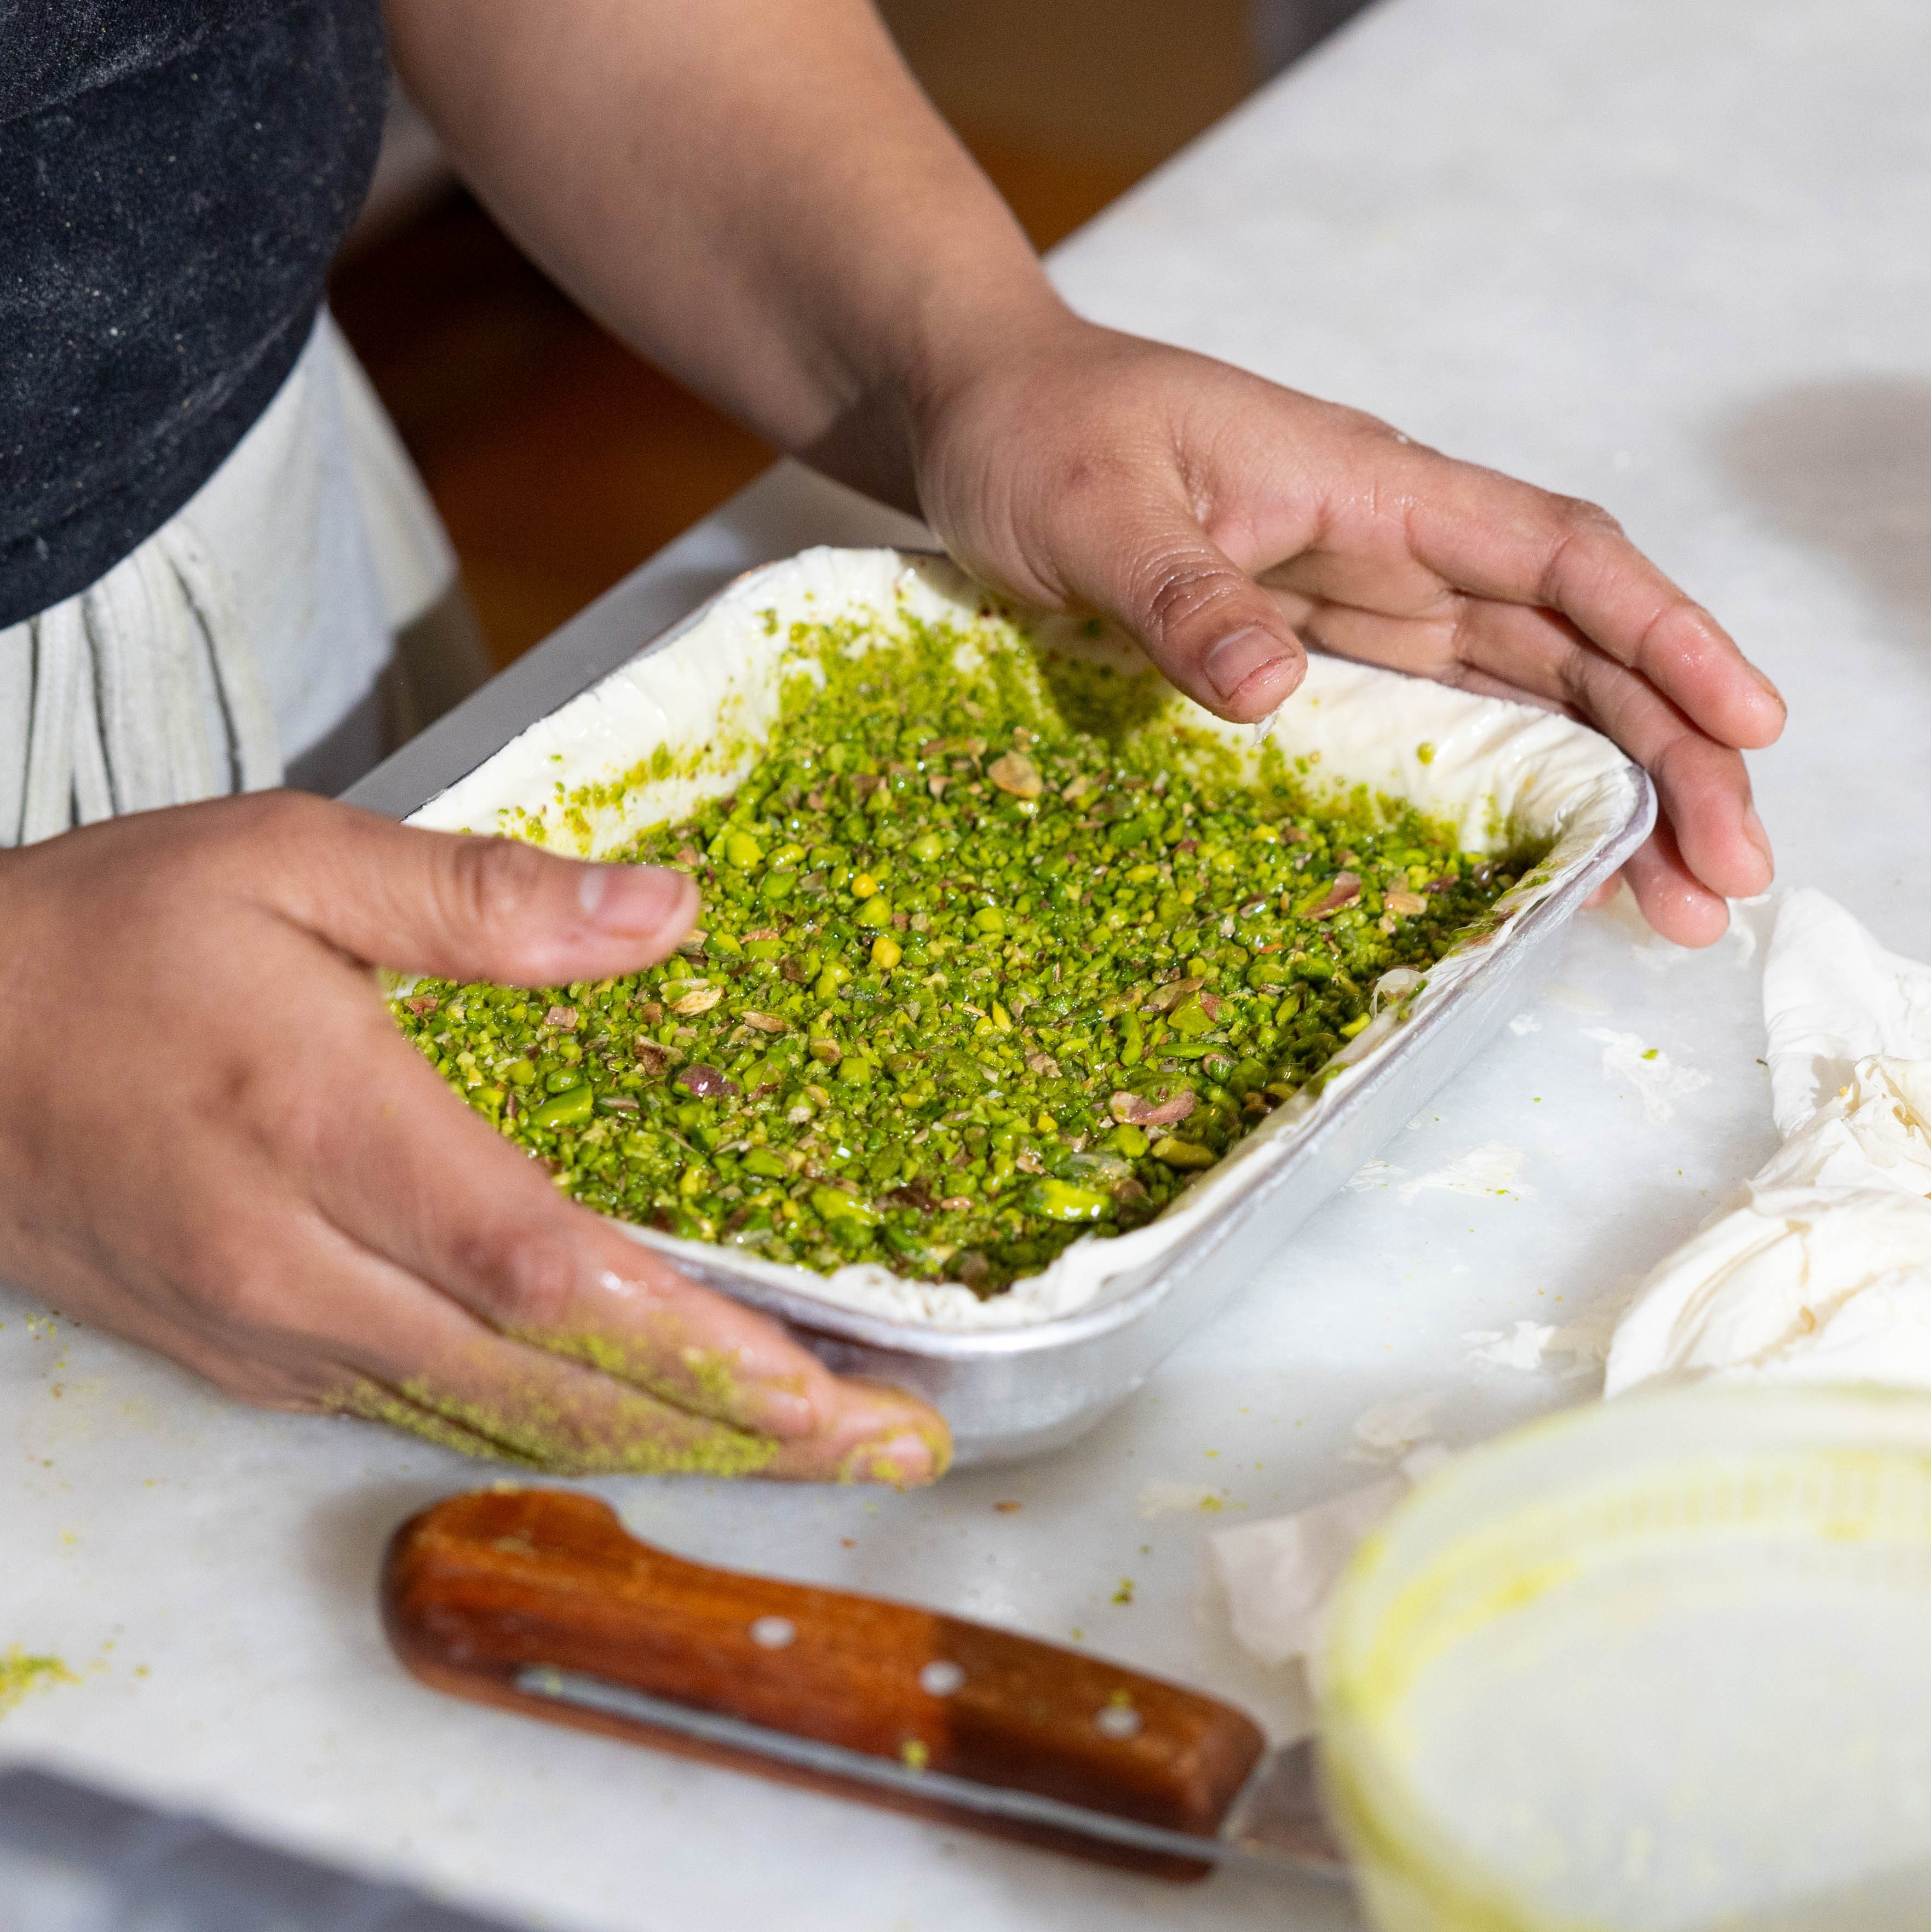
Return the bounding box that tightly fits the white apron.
[0,309,455,845]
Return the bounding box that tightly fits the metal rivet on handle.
[749,1615,796,1649]
[919,1660,966,1697]
[1095,1701,1142,1740]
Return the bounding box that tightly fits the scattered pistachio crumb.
[0,1648,76,1716]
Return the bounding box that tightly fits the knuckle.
[1347,404,1409,447]
[188,1246,304,1338]
[233,786,330,850]
[207,1356,334,1414]
[443,835,553,937]
[1536,497,1625,605]
[1555,494,1623,538]
[1547,631,1595,707]
[1137,549,1246,646]
[485,1224,582,1333]
[145,789,327,891]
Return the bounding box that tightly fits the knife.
[381,1488,1348,1886]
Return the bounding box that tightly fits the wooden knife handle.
[382,1488,1265,1879]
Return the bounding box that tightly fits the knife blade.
[516,1664,1344,1881]
[381,1488,1348,1886]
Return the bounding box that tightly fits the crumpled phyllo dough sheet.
[1608,888,1931,1392]
[411,547,1639,1330]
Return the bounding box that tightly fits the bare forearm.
[387,0,1060,497]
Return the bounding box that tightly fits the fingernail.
[757,1388,817,1437]
[843,1430,939,1488]
[1743,805,1773,868]
[578,863,696,936]
[1203,626,1293,703]
[1748,662,1786,711]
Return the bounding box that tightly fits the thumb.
[1100,517,1307,723]
[269,798,698,987]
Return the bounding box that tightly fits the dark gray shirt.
[0,0,388,627]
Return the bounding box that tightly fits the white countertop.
[9,0,1931,1925]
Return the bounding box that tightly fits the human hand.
[906,312,1784,947]
[0,795,947,1481]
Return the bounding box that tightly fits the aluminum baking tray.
[367,548,1654,1467]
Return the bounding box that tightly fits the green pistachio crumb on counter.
[393,611,1533,1296]
[0,1647,77,1716]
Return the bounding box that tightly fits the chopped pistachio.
[391,610,1526,1295]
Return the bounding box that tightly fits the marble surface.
[7,0,1931,1927]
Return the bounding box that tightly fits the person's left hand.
[904,311,1784,949]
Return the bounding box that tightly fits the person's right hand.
[0,794,947,1482]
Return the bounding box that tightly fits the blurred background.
[329,0,1373,673]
